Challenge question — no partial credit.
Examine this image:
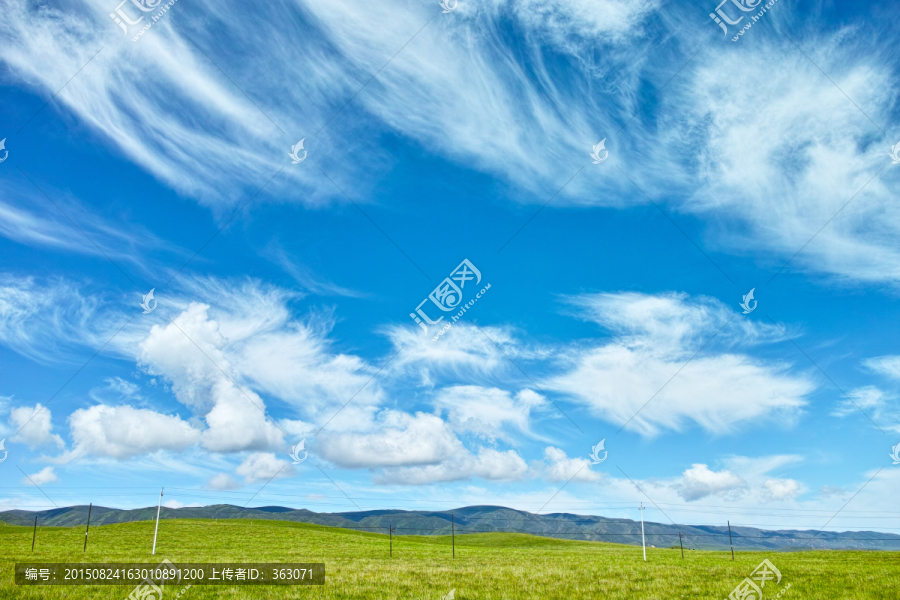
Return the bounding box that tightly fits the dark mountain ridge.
[2,504,897,551]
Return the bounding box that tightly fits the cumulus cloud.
[375,447,528,485]
[677,464,746,502]
[207,473,242,490]
[546,292,814,435]
[9,404,64,449]
[235,452,295,483]
[143,278,379,425]
[435,386,546,441]
[317,411,461,469]
[534,446,602,483]
[760,478,803,502]
[138,302,286,453]
[22,466,58,486]
[65,404,200,460]
[676,456,805,503]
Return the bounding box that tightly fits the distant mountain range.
[2,504,898,551]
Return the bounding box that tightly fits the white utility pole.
[640,502,646,562]
[152,488,163,555]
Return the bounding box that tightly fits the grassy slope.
[0,519,897,599]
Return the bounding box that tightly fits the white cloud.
[0,0,661,214]
[149,278,379,425]
[261,242,365,298]
[138,302,286,453]
[207,473,241,490]
[435,386,546,441]
[832,386,890,418]
[650,30,900,284]
[0,181,181,275]
[0,0,328,208]
[760,478,803,502]
[317,411,461,469]
[375,447,528,485]
[546,292,814,436]
[865,356,900,381]
[511,0,661,43]
[235,452,295,483]
[534,446,602,483]
[66,404,200,460]
[385,323,519,382]
[22,466,58,486]
[1,0,894,288]
[9,404,64,449]
[0,275,106,362]
[677,464,746,502]
[676,456,805,503]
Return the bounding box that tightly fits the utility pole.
[32,516,37,551]
[83,503,92,552]
[728,520,734,561]
[640,503,646,562]
[679,532,684,559]
[451,514,455,559]
[152,488,163,555]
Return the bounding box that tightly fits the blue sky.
[1,0,899,535]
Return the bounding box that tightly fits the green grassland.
[1,519,898,599]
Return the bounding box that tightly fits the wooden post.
[679,532,684,559]
[728,521,734,561]
[451,514,455,559]
[83,503,93,552]
[32,516,37,551]
[389,524,393,557]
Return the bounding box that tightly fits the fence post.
[452,514,455,558]
[640,503,646,562]
[32,516,37,551]
[83,503,93,552]
[728,521,734,561]
[679,532,684,559]
[152,488,163,555]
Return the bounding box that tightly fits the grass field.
[1,518,898,599]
